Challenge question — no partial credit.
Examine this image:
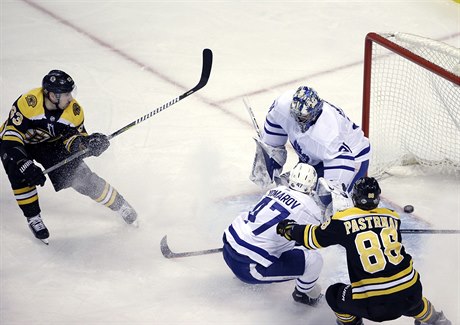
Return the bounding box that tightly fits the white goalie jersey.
[261,89,371,189]
[224,185,323,267]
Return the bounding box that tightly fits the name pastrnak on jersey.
[0,87,86,151]
[299,207,418,300]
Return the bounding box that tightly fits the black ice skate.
[292,287,323,307]
[117,200,138,225]
[27,215,49,244]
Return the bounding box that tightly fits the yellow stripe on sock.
[95,182,109,203]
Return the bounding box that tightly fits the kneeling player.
[223,163,325,306]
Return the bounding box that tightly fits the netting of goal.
[361,32,459,178]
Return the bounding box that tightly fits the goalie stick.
[43,48,213,175]
[244,97,285,184]
[243,97,261,138]
[160,229,460,258]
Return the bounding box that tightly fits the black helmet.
[42,70,75,93]
[352,177,381,210]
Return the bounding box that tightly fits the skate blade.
[130,220,139,228]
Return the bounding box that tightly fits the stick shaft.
[161,228,460,258]
[401,229,460,234]
[243,97,261,138]
[43,49,213,175]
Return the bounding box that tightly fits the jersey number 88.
[355,228,404,274]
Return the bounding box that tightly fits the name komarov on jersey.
[266,189,301,209]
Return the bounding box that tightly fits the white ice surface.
[1,1,459,324]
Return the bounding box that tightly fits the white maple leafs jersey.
[224,185,323,267]
[261,89,371,188]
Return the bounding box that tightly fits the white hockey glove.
[317,178,353,218]
[249,138,287,188]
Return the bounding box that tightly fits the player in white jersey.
[223,163,325,306]
[250,86,371,206]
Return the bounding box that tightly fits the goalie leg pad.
[249,138,287,188]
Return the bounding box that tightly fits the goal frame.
[361,32,460,138]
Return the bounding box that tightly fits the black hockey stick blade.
[180,48,213,98]
[160,235,223,258]
[401,229,460,234]
[43,49,213,175]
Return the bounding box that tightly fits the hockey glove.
[16,159,46,186]
[276,219,298,241]
[1,146,46,186]
[80,133,110,157]
[317,178,353,217]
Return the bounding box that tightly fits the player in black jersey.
[0,70,137,243]
[277,177,451,325]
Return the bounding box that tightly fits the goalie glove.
[249,138,287,188]
[317,178,353,218]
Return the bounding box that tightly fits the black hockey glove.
[16,159,46,186]
[82,133,110,157]
[276,219,298,241]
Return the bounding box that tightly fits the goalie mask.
[290,86,323,132]
[351,177,381,210]
[288,163,317,194]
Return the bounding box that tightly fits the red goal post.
[361,32,460,178]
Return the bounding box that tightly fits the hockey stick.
[401,229,460,234]
[243,97,261,138]
[161,228,460,259]
[43,49,213,175]
[244,97,284,184]
[160,235,223,258]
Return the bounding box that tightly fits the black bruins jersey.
[295,207,418,300]
[0,87,87,153]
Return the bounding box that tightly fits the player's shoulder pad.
[271,89,296,115]
[60,99,85,127]
[331,207,364,220]
[16,88,45,118]
[373,207,400,219]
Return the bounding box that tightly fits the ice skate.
[291,287,323,307]
[27,215,49,244]
[414,311,452,325]
[117,200,138,225]
[433,312,452,325]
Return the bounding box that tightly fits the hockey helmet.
[42,70,75,94]
[290,86,323,132]
[289,163,317,194]
[351,177,381,210]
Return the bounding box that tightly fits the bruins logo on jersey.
[73,103,81,115]
[25,95,38,108]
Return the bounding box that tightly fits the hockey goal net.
[361,32,460,178]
